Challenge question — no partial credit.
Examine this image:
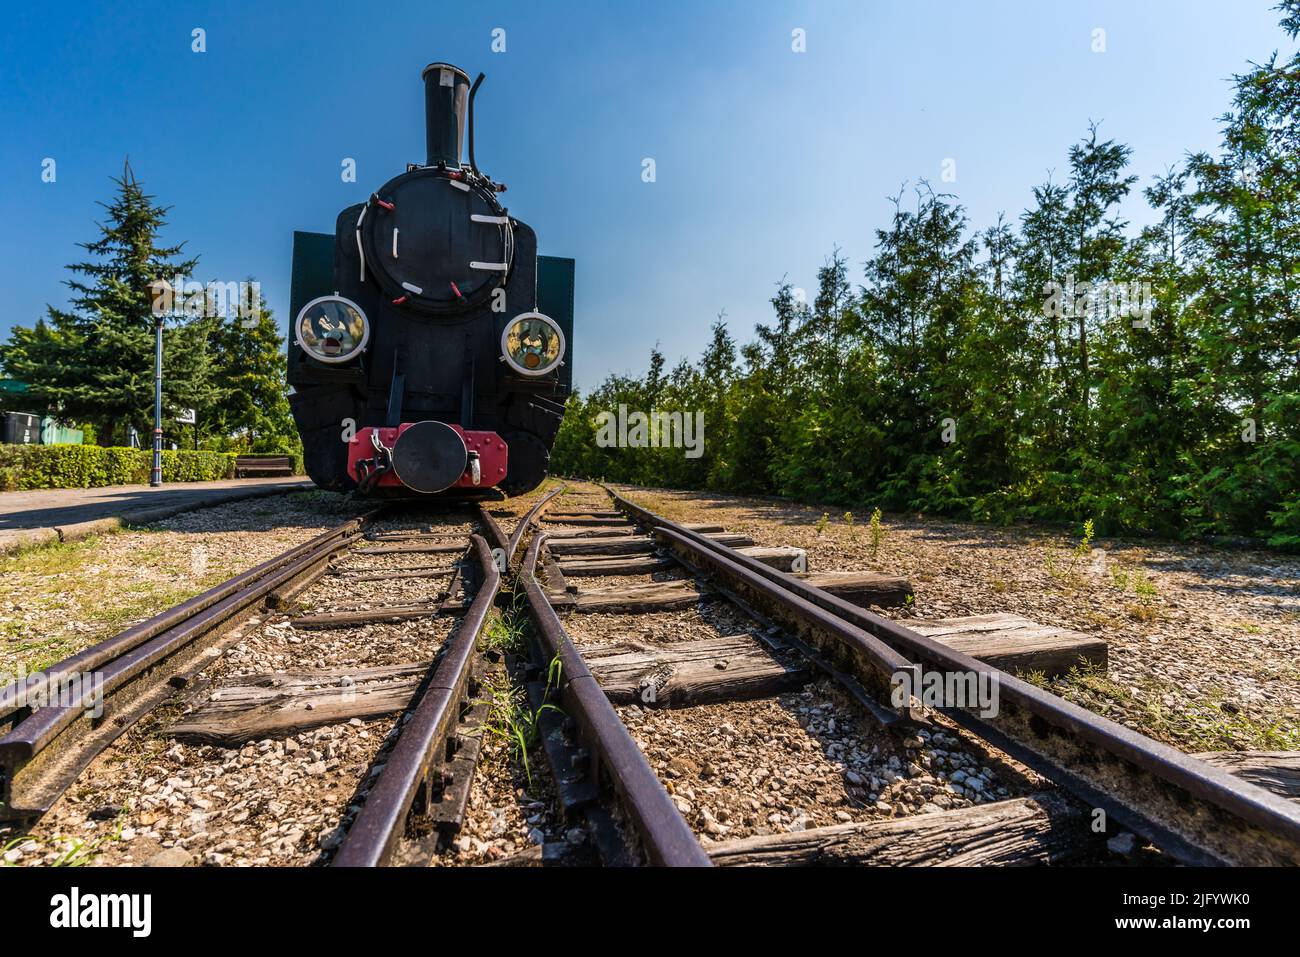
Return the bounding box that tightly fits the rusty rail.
[476,485,563,572]
[0,514,374,820]
[333,534,501,867]
[518,531,711,866]
[506,485,564,567]
[607,485,1300,867]
[477,506,510,554]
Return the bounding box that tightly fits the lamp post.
[145,277,173,487]
[151,315,163,487]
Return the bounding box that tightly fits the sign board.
[177,409,196,424]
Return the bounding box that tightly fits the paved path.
[0,477,315,552]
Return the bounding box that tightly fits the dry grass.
[0,493,362,676]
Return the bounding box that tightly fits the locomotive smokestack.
[420,62,471,168]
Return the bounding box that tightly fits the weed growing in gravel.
[869,507,884,560]
[481,683,530,779]
[478,653,564,788]
[0,529,251,674]
[815,513,829,536]
[0,536,103,576]
[1043,542,1063,580]
[1055,663,1300,752]
[1069,519,1095,575]
[3,580,203,675]
[2,806,127,866]
[545,653,563,697]
[1044,520,1098,586]
[1020,668,1050,689]
[1132,571,1158,599]
[481,606,528,656]
[1126,602,1160,621]
[843,511,856,541]
[1108,559,1158,605]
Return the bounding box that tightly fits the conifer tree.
[205,286,296,450]
[0,162,210,445]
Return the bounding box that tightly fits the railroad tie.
[168,662,432,746]
[907,613,1107,679]
[581,634,810,708]
[706,791,1095,867]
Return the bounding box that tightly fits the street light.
[151,314,163,487]
[147,278,172,488]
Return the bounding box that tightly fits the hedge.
[0,445,236,491]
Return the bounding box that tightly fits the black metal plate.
[363,171,504,313]
[391,421,468,493]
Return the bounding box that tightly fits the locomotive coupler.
[355,430,394,493]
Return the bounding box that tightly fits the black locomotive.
[287,62,573,496]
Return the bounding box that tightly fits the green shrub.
[0,446,18,491]
[0,445,235,489]
[4,445,103,489]
[159,450,235,482]
[99,447,149,485]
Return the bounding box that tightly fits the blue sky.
[0,0,1292,390]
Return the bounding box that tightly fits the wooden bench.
[234,454,294,478]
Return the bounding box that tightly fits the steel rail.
[0,516,368,724]
[486,488,642,863]
[607,486,1300,866]
[518,532,711,866]
[0,514,374,819]
[476,505,510,555]
[333,534,501,867]
[657,525,916,725]
[504,484,564,567]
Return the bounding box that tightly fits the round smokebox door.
[390,421,469,493]
[364,172,507,314]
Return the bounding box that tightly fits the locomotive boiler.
[287,62,574,496]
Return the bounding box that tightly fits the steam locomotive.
[287,62,573,496]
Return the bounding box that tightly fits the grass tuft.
[1055,661,1300,752]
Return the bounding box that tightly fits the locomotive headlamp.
[501,312,565,376]
[295,295,370,364]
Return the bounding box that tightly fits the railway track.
[0,506,501,866]
[504,481,1300,867]
[2,482,1297,867]
[513,486,1062,865]
[0,489,710,867]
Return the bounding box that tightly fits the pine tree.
[1065,123,1138,428]
[0,162,209,445]
[698,314,738,486]
[205,285,296,450]
[1018,174,1072,409]
[546,2,1300,546]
